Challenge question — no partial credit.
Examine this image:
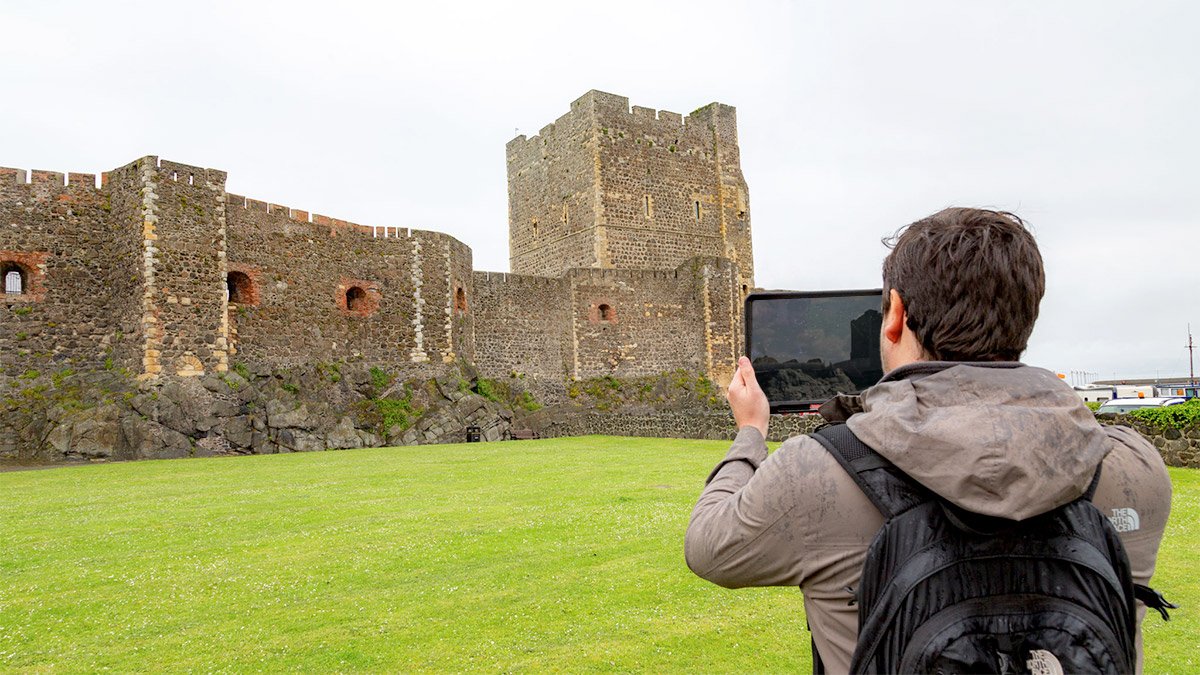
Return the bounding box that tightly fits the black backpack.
[810,423,1174,674]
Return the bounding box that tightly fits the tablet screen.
[745,290,884,411]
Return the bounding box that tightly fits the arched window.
[227,271,253,304]
[346,286,367,311]
[4,269,23,295]
[455,287,468,315]
[589,300,616,324]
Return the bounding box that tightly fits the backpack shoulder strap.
[811,423,929,520]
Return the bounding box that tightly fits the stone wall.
[1099,415,1200,468]
[536,413,1197,469]
[148,159,230,378]
[568,258,741,384]
[0,161,144,376]
[568,265,707,379]
[225,199,473,380]
[471,270,571,398]
[471,257,742,393]
[507,90,754,294]
[535,411,824,443]
[507,92,602,276]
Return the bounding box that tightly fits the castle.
[0,90,752,396]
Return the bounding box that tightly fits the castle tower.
[506,90,754,292]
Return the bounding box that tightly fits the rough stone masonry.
[0,90,753,460]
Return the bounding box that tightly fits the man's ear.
[883,289,906,346]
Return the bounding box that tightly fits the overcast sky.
[2,1,1196,382]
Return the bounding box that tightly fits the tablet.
[745,289,885,413]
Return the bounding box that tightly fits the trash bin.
[466,426,481,443]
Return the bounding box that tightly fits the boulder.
[266,400,313,429]
[120,416,192,460]
[327,416,364,449]
[220,416,254,449]
[210,400,241,418]
[67,405,123,460]
[276,428,325,452]
[157,398,194,435]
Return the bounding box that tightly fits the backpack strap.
[1134,584,1178,621]
[811,423,928,520]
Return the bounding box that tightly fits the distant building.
[1074,384,1115,403]
[1154,383,1199,399]
[1092,377,1198,401]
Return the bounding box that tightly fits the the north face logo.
[1109,507,1140,532]
[1026,649,1065,675]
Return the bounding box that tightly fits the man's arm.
[685,357,810,587]
[685,427,813,587]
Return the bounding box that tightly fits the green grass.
[0,438,1195,672]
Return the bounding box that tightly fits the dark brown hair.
[881,207,1045,362]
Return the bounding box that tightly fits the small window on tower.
[4,268,23,295]
[598,304,614,322]
[531,218,539,237]
[346,286,367,311]
[695,201,701,221]
[455,287,468,315]
[227,271,255,305]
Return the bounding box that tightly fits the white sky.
[1,1,1196,382]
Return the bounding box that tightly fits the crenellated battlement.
[223,190,469,250]
[0,165,103,191]
[157,158,227,188]
[473,270,566,287]
[507,90,737,160]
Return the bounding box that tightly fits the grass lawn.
[0,436,1195,672]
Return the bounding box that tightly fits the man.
[684,208,1171,673]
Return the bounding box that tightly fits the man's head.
[879,207,1045,371]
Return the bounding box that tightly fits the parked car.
[1096,397,1186,414]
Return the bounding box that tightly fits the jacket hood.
[845,362,1111,521]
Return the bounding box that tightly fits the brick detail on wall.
[0,250,49,301]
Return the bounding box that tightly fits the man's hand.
[727,356,769,438]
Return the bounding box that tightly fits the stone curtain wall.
[471,270,572,396]
[225,201,473,378]
[568,258,742,385]
[568,265,707,379]
[540,411,825,443]
[471,257,742,392]
[0,161,144,375]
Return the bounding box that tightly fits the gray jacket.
[685,363,1172,674]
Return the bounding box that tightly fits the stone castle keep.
[1,91,751,422]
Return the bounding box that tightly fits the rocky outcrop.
[0,364,519,463]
